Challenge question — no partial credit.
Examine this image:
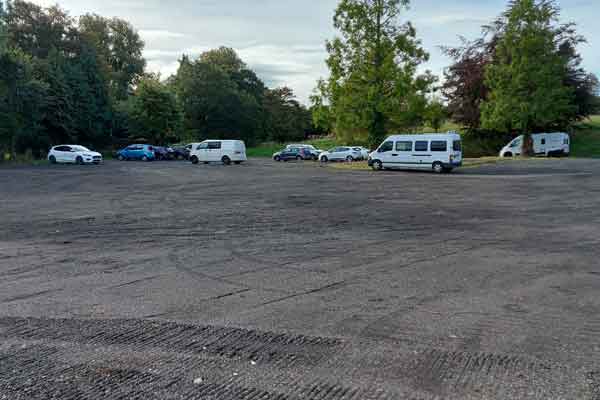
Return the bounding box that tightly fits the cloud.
[139,30,186,40]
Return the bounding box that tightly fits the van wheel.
[504,152,513,158]
[76,156,84,165]
[432,162,444,174]
[372,160,383,171]
[222,156,231,165]
[49,155,57,164]
[191,156,199,165]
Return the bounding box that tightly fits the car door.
[53,146,67,162]
[62,146,77,163]
[395,141,413,166]
[412,140,431,167]
[376,141,395,167]
[207,141,222,161]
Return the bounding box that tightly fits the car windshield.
[71,146,90,152]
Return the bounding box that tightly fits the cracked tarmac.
[1,158,599,399]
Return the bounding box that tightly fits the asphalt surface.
[1,158,599,399]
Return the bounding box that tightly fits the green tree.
[315,0,434,147]
[79,14,145,101]
[481,0,575,155]
[0,1,7,53]
[123,77,183,144]
[264,87,311,143]
[172,50,265,146]
[424,98,448,132]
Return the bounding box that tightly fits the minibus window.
[453,141,462,151]
[396,141,412,151]
[378,141,394,153]
[208,142,222,150]
[431,141,447,152]
[415,141,428,152]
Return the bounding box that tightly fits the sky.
[33,0,599,104]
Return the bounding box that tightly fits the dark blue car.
[116,144,156,161]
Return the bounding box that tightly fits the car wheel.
[142,155,149,162]
[313,155,318,161]
[49,155,57,164]
[76,156,84,165]
[504,152,513,158]
[117,154,125,161]
[346,156,354,162]
[222,156,231,165]
[191,156,199,165]
[372,160,383,171]
[274,155,281,162]
[321,156,328,163]
[177,154,184,160]
[296,156,303,161]
[433,162,444,174]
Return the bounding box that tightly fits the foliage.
[263,87,312,143]
[443,0,597,140]
[120,77,183,144]
[571,115,600,158]
[79,14,146,101]
[424,98,448,132]
[314,0,435,147]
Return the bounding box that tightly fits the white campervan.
[368,132,463,173]
[499,133,570,158]
[189,140,247,165]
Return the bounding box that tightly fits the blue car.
[116,144,156,161]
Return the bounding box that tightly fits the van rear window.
[453,141,462,151]
[431,141,447,152]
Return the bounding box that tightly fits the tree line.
[0,0,312,158]
[313,0,599,151]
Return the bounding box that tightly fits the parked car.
[116,144,156,161]
[172,145,191,160]
[368,132,462,173]
[273,147,316,162]
[285,144,323,157]
[189,140,247,165]
[153,146,171,160]
[499,132,570,158]
[352,147,371,160]
[48,145,103,165]
[319,147,362,163]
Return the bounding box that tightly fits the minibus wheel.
[432,162,444,174]
[372,160,383,171]
[222,156,232,165]
[191,156,199,164]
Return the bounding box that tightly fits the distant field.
[571,115,600,158]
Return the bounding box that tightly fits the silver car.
[319,147,362,162]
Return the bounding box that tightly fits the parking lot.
[1,158,600,399]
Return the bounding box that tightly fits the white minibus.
[368,132,463,173]
[189,140,247,165]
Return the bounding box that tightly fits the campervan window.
[431,141,447,152]
[415,141,428,152]
[396,141,412,151]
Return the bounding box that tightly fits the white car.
[48,145,103,165]
[319,147,362,162]
[189,140,247,165]
[351,147,370,160]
